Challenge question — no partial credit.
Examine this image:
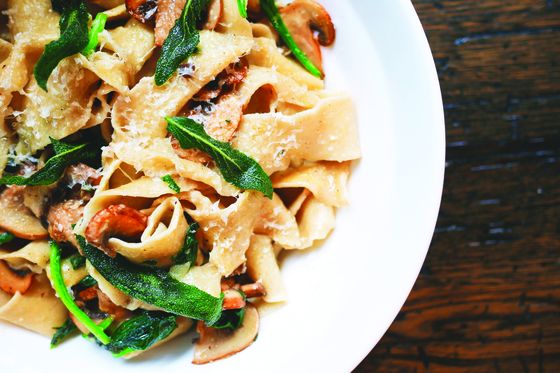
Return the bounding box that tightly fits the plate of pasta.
[0,0,444,372]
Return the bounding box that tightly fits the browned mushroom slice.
[85,204,148,256]
[193,304,260,364]
[0,260,33,295]
[222,289,246,310]
[203,0,222,30]
[193,62,248,102]
[171,137,213,164]
[47,199,85,249]
[247,0,260,13]
[65,163,102,187]
[279,0,336,73]
[126,0,159,23]
[0,186,48,240]
[155,0,186,46]
[97,288,133,321]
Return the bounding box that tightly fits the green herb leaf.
[237,0,248,18]
[69,254,86,270]
[260,0,322,78]
[0,138,98,187]
[211,301,246,330]
[34,1,89,91]
[82,12,108,56]
[166,117,273,198]
[51,318,78,348]
[49,241,111,345]
[74,275,98,291]
[162,174,181,193]
[78,236,223,323]
[106,311,177,356]
[173,222,199,266]
[154,0,212,86]
[0,232,15,245]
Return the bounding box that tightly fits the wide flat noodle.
[15,59,100,152]
[247,37,324,90]
[186,191,264,276]
[234,95,361,174]
[0,240,50,273]
[109,196,188,266]
[0,273,67,336]
[170,263,222,298]
[271,161,351,207]
[246,235,287,303]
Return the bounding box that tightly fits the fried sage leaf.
[78,236,223,323]
[173,222,199,267]
[107,311,177,357]
[166,117,273,198]
[34,0,90,91]
[0,138,98,187]
[154,0,212,85]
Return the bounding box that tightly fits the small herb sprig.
[155,0,212,86]
[0,232,15,245]
[162,175,181,193]
[82,13,108,57]
[49,241,111,345]
[260,0,322,78]
[0,138,98,187]
[51,318,78,348]
[34,0,89,91]
[166,117,273,198]
[237,0,248,18]
[173,222,199,267]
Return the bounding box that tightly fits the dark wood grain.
[355,1,560,372]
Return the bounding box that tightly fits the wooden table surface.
[355,1,560,372]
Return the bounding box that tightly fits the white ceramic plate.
[0,1,445,372]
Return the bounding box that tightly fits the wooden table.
[355,1,560,372]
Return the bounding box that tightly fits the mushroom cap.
[279,0,336,73]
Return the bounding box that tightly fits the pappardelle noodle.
[0,0,360,363]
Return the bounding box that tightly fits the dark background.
[355,1,560,372]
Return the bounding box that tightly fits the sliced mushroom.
[65,163,102,188]
[204,0,222,30]
[247,0,260,14]
[85,204,148,256]
[279,0,335,73]
[126,0,159,23]
[47,199,85,249]
[97,288,133,321]
[193,304,260,364]
[193,62,248,102]
[0,186,48,240]
[0,260,33,295]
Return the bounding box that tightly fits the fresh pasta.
[0,0,361,363]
